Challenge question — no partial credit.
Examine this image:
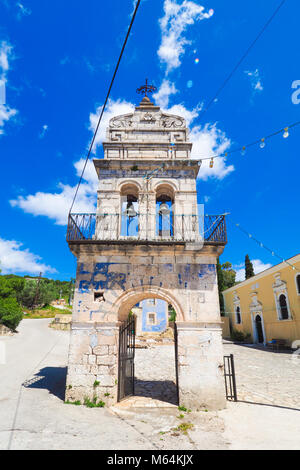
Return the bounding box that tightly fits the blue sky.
[0,0,299,281]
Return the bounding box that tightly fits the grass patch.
[173,422,194,435]
[178,405,187,412]
[65,400,81,406]
[83,396,105,408]
[24,304,72,319]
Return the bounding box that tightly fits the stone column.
[65,321,120,407]
[176,322,226,410]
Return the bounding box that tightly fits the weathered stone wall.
[70,245,222,325]
[176,322,226,410]
[65,244,226,408]
[65,322,119,406]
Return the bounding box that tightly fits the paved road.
[0,320,299,450]
[0,320,226,450]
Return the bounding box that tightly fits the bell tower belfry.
[66,81,228,410]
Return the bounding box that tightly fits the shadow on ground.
[238,400,300,412]
[22,367,67,401]
[134,379,178,405]
[226,342,293,355]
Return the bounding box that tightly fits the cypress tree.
[245,254,255,279]
[216,258,225,315]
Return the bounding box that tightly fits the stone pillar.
[65,321,119,407]
[176,322,226,410]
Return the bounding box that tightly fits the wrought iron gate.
[223,354,237,401]
[174,323,179,404]
[118,316,136,401]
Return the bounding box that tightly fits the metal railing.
[66,213,227,244]
[224,354,238,401]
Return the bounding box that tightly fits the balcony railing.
[66,213,227,244]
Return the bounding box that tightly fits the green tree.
[19,279,58,308]
[217,260,237,315]
[245,254,255,279]
[0,296,23,330]
[0,276,25,299]
[221,261,236,290]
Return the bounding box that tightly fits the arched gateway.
[65,84,228,410]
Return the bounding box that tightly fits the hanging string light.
[209,158,214,168]
[194,118,300,165]
[259,138,266,149]
[227,217,300,273]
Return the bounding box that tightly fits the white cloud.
[16,2,31,20]
[0,41,12,72]
[0,237,56,275]
[244,69,263,93]
[89,98,134,151]
[153,79,177,108]
[0,104,17,133]
[0,41,17,134]
[158,0,214,74]
[190,122,233,180]
[235,259,272,282]
[10,179,97,226]
[39,124,48,139]
[9,98,132,225]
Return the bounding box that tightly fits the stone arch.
[119,181,141,197]
[112,285,185,322]
[153,180,178,198]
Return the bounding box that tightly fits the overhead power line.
[69,0,142,214]
[199,0,287,121]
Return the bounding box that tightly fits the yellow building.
[222,254,300,346]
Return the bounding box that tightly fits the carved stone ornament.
[110,115,133,128]
[142,112,156,122]
[160,114,185,128]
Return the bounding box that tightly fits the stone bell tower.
[66,80,227,409]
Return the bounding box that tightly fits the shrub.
[231,329,251,342]
[0,296,23,331]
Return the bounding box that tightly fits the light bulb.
[209,158,214,168]
[241,146,246,156]
[260,138,266,149]
[283,127,289,138]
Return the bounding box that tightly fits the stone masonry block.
[88,355,96,365]
[96,355,116,366]
[96,375,115,387]
[93,345,109,355]
[98,334,116,346]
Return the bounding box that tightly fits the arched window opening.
[236,306,241,324]
[279,294,289,320]
[120,184,139,237]
[296,274,300,295]
[155,184,175,238]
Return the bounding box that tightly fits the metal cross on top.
[136,78,157,98]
